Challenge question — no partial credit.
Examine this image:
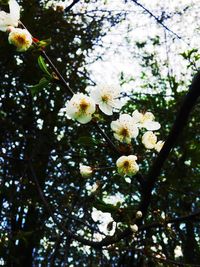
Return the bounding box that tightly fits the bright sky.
[45,0,200,90]
[83,0,200,90]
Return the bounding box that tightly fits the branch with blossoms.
[1,0,200,251]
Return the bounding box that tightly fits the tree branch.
[139,209,200,231]
[41,50,74,95]
[92,121,121,155]
[64,0,80,13]
[139,70,200,217]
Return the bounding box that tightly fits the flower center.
[123,160,130,169]
[16,35,26,45]
[101,94,111,103]
[120,127,129,137]
[79,100,89,111]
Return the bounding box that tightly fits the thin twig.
[131,0,182,40]
[139,209,200,231]
[93,121,121,155]
[54,211,107,237]
[41,50,74,96]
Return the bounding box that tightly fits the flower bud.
[136,210,143,219]
[130,224,138,233]
[79,164,93,178]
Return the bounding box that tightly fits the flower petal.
[110,120,120,132]
[99,102,113,115]
[77,115,92,124]
[9,0,20,23]
[142,131,157,149]
[143,121,161,131]
[154,140,164,152]
[90,88,101,103]
[132,110,142,123]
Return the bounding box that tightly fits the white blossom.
[8,28,32,52]
[142,131,157,149]
[154,140,164,152]
[111,114,138,144]
[90,85,122,115]
[0,0,20,32]
[79,164,93,178]
[116,155,139,177]
[132,110,160,131]
[64,93,96,124]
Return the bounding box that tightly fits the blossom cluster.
[0,0,32,51]
[62,83,164,179]
[62,85,122,125]
[61,86,162,178]
[72,87,164,178]
[111,110,164,152]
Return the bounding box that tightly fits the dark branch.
[64,0,80,13]
[139,209,200,231]
[92,121,121,155]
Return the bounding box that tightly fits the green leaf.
[29,77,50,96]
[94,198,119,213]
[180,48,198,59]
[36,38,52,49]
[38,56,52,78]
